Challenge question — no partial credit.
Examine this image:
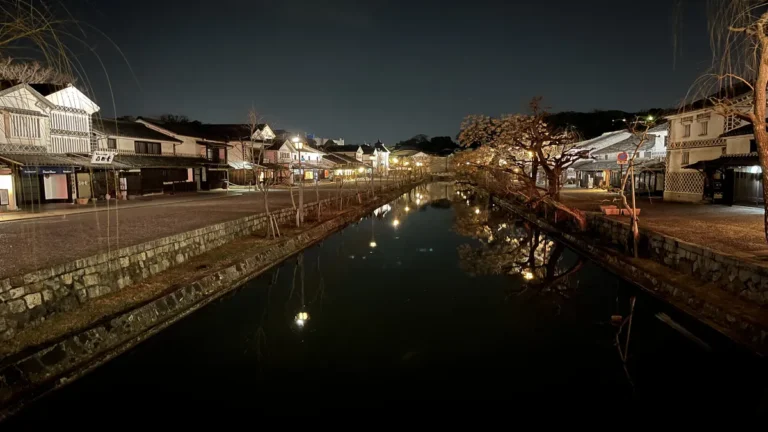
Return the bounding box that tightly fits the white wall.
[0,87,51,149]
[726,136,752,154]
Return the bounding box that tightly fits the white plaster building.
[663,90,762,205]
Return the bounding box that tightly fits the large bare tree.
[457,97,589,226]
[701,0,768,242]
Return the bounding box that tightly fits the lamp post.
[292,136,304,226]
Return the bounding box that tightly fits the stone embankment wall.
[0,186,412,417]
[493,198,767,355]
[586,214,768,307]
[0,197,344,340]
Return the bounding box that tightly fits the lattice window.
[665,171,704,195]
[10,114,41,138]
[50,135,89,153]
[51,111,88,134]
[724,115,738,132]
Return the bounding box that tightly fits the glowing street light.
[358,167,364,173]
[522,270,534,280]
[405,206,410,212]
[369,240,377,248]
[392,157,399,164]
[475,208,480,214]
[393,219,400,227]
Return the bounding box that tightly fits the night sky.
[72,0,710,143]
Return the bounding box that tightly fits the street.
[0,181,391,279]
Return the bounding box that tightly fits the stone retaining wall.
[586,214,768,307]
[0,193,367,341]
[493,198,768,355]
[0,186,413,418]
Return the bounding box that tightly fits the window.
[644,151,651,158]
[722,146,727,156]
[10,114,41,138]
[51,112,88,133]
[683,124,691,138]
[206,147,218,162]
[107,138,117,150]
[682,151,690,165]
[699,121,708,136]
[604,154,608,160]
[135,141,161,155]
[280,151,290,159]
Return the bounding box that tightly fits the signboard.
[617,151,629,165]
[20,167,75,175]
[0,189,8,206]
[91,150,116,164]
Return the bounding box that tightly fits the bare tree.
[698,0,768,242]
[617,118,656,258]
[458,97,589,227]
[246,108,280,238]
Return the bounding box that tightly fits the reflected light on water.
[295,311,310,327]
[369,241,377,248]
[393,219,400,227]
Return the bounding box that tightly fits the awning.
[113,154,207,169]
[0,153,131,170]
[683,152,759,170]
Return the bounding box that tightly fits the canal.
[6,183,768,421]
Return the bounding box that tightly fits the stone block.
[60,273,73,286]
[42,289,54,303]
[26,282,44,294]
[8,299,26,314]
[1,287,26,301]
[120,257,130,268]
[0,279,10,293]
[83,274,99,287]
[738,269,752,283]
[23,273,40,285]
[175,253,185,264]
[87,286,111,299]
[24,292,42,309]
[76,289,88,303]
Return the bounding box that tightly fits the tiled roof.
[325,145,361,153]
[137,117,231,142]
[94,118,183,142]
[592,134,656,155]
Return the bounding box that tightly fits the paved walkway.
[0,191,239,223]
[561,188,768,260]
[0,181,390,279]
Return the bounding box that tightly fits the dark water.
[7,183,768,422]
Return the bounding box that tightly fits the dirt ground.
[561,188,768,260]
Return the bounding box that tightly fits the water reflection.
[452,189,583,304]
[7,182,765,423]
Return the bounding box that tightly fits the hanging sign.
[617,152,629,165]
[91,150,116,164]
[20,167,75,175]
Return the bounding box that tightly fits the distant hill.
[546,108,667,140]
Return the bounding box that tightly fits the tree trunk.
[755,30,768,244]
